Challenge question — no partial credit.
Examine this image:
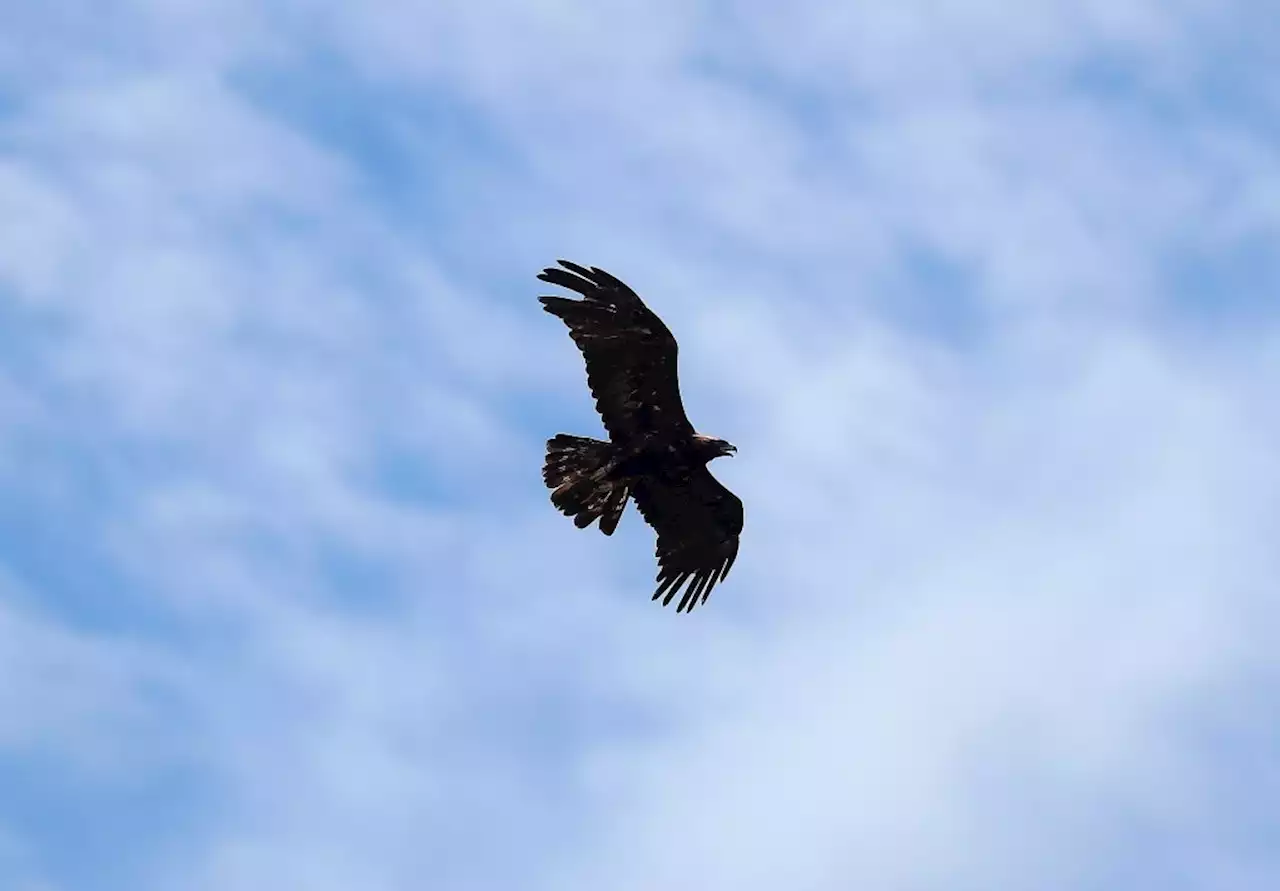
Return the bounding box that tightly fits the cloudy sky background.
[1,1,1278,889]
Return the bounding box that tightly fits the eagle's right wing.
[538,260,694,444]
[630,465,743,613]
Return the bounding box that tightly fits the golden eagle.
[539,260,743,613]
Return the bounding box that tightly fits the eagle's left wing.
[537,260,694,445]
[630,466,743,613]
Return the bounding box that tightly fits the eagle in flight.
[539,260,743,613]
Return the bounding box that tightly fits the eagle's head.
[694,434,737,461]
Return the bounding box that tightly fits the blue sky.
[1,1,1278,889]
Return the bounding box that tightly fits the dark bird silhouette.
[538,260,743,613]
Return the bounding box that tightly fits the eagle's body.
[538,260,742,613]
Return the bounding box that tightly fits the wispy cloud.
[0,1,1277,889]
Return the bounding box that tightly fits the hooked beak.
[724,443,738,456]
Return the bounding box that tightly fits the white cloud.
[0,1,1276,890]
[551,330,1277,890]
[0,578,182,776]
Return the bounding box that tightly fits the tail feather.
[544,434,630,535]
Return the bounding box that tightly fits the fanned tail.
[543,434,630,535]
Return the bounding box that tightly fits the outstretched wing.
[538,260,693,444]
[630,466,743,613]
